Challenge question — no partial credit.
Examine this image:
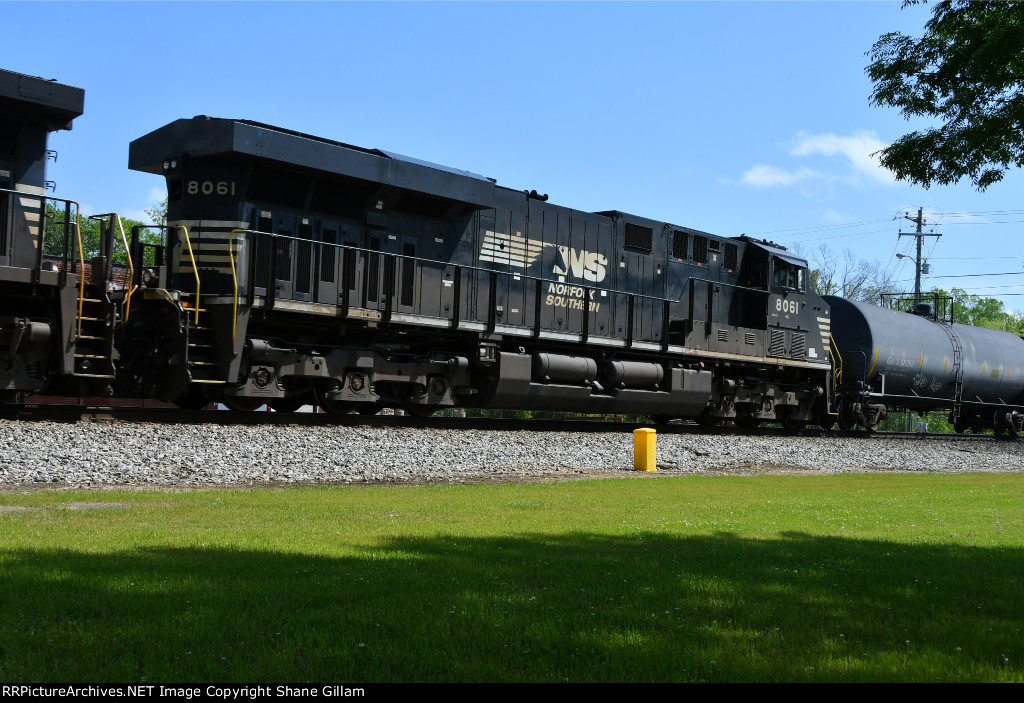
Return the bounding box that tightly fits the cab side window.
[772,259,805,291]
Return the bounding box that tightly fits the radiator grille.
[745,332,757,345]
[768,329,786,357]
[717,329,729,342]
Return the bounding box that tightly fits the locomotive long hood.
[128,117,497,208]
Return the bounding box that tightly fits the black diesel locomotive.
[121,116,833,426]
[0,69,126,403]
[4,69,1024,434]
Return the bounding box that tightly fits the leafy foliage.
[866,0,1024,190]
[42,202,159,265]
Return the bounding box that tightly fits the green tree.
[144,195,168,227]
[866,0,1024,190]
[43,203,153,265]
[915,286,1012,327]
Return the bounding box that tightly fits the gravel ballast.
[1,420,1022,489]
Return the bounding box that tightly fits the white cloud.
[789,130,891,184]
[740,164,822,188]
[735,129,895,192]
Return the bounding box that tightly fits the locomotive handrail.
[239,227,712,309]
[113,214,136,321]
[228,228,828,362]
[87,213,137,321]
[175,225,200,326]
[74,209,85,339]
[829,333,844,393]
[228,229,245,343]
[0,190,86,332]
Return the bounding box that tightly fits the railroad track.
[0,404,1016,441]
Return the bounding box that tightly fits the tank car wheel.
[1007,412,1023,437]
[780,410,806,430]
[315,389,356,415]
[953,415,971,434]
[221,395,266,412]
[837,402,857,431]
[173,388,212,410]
[993,410,1007,437]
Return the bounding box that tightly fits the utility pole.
[898,208,941,306]
[897,208,942,433]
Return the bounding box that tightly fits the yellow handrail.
[113,214,138,322]
[829,332,844,394]
[177,225,200,327]
[74,206,85,339]
[228,229,246,344]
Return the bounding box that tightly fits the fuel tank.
[824,296,1024,407]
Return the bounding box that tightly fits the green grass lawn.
[1,474,1022,682]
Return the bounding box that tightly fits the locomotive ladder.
[182,295,224,384]
[176,226,224,386]
[69,213,117,381]
[940,322,966,420]
[70,281,116,379]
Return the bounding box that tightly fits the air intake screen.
[624,223,653,252]
[693,236,708,264]
[672,230,688,259]
[724,243,738,271]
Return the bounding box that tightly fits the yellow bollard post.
[633,428,657,472]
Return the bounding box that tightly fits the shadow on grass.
[1,532,1022,682]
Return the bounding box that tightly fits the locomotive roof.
[0,68,84,131]
[129,116,496,208]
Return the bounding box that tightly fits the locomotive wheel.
[221,395,266,412]
[735,413,762,429]
[649,415,678,425]
[401,396,437,418]
[697,409,721,427]
[355,403,383,416]
[269,395,307,413]
[173,388,211,410]
[315,389,356,415]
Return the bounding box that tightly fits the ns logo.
[553,245,608,283]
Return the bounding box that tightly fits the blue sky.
[7,1,1023,311]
